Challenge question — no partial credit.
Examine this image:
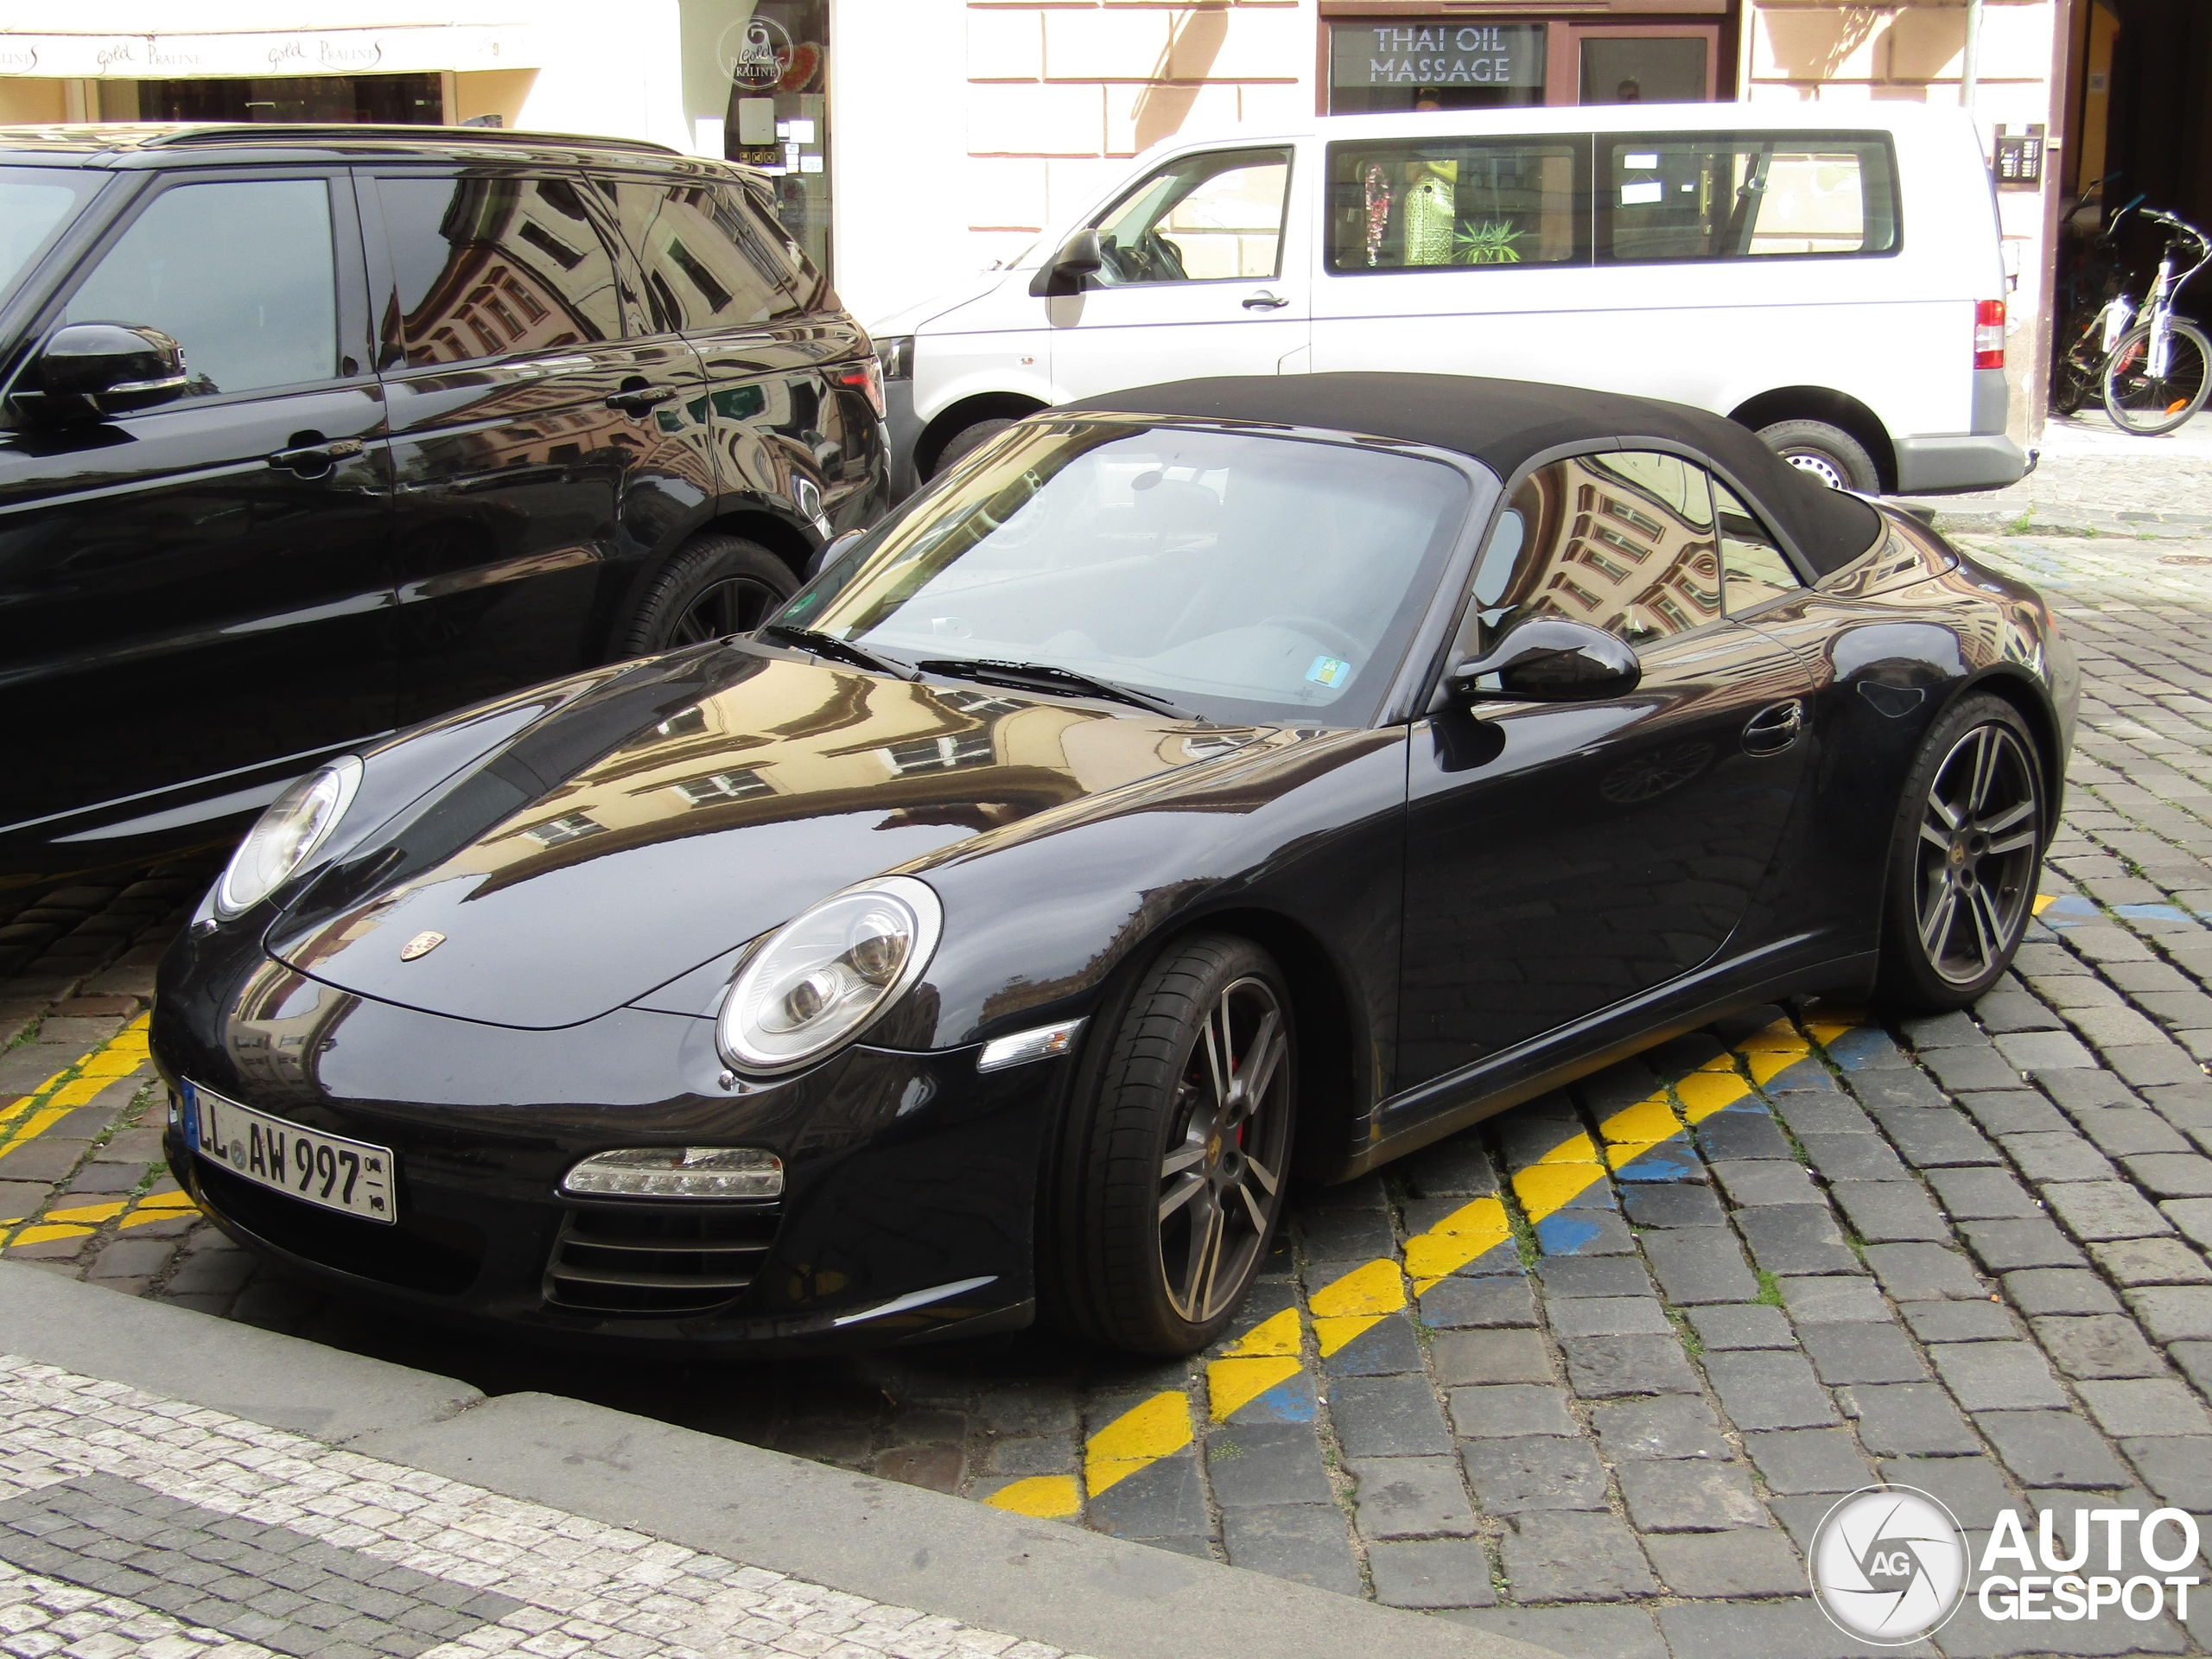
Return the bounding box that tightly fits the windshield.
[0,168,99,312]
[778,420,1473,727]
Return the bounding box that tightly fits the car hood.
[867,266,1024,338]
[267,646,1261,1030]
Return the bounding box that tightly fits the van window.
[65,179,338,397]
[598,177,810,333]
[1460,450,1719,655]
[1600,134,1898,263]
[1091,149,1291,284]
[377,174,624,367]
[1326,137,1589,273]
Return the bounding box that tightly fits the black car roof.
[0,122,685,168]
[1064,372,1885,577]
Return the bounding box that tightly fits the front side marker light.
[978,1017,1086,1073]
[562,1147,784,1200]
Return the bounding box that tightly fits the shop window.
[1092,149,1291,286]
[64,179,337,397]
[1328,21,1545,115]
[1326,137,1588,274]
[709,0,832,279]
[1580,37,1711,106]
[377,175,625,367]
[1600,135,1900,264]
[1714,479,1802,615]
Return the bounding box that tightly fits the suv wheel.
[619,534,796,658]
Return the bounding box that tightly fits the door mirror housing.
[13,322,191,423]
[1029,227,1104,297]
[806,527,866,581]
[1448,616,1641,705]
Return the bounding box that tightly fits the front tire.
[2102,319,2211,436]
[1043,935,1296,1355]
[928,416,1017,480]
[1757,419,1882,493]
[1874,694,2047,1011]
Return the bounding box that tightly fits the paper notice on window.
[799,155,824,174]
[1620,181,1664,206]
[1624,153,1659,170]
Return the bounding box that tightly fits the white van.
[871,103,2024,499]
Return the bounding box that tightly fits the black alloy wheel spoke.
[1157,977,1291,1325]
[673,577,768,648]
[1915,723,2039,987]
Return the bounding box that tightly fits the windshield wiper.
[760,624,914,679]
[915,658,1195,720]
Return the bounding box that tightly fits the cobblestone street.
[11,528,2212,1654]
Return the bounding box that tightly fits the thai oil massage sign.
[1335,24,1545,88]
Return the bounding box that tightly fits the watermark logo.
[1811,1486,1971,1644]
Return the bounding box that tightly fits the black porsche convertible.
[151,374,2078,1357]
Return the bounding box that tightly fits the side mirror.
[807,527,865,580]
[1028,227,1104,297]
[12,322,191,423]
[1448,616,1641,705]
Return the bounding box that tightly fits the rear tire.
[1873,694,2047,1012]
[1757,419,1882,493]
[928,416,1017,479]
[1042,934,1296,1356]
[617,534,796,658]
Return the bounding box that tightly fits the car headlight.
[719,874,942,1075]
[214,757,363,918]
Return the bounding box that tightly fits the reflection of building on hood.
[1405,158,1458,266]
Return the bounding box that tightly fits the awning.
[0,25,536,79]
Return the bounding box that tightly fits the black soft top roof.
[1062,372,1884,577]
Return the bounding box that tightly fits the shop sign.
[1332,22,1544,89]
[722,17,792,91]
[0,25,535,78]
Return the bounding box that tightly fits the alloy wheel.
[670,575,777,647]
[1914,722,2040,986]
[1156,977,1292,1325]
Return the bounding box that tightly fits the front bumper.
[151,931,1064,1354]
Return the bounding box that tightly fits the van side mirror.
[12,322,191,423]
[1029,227,1104,297]
[1448,616,1641,705]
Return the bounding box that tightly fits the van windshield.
[0,168,100,312]
[777,419,1473,728]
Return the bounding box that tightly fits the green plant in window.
[1454,219,1524,265]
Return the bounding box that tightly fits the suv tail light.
[1974,300,2006,370]
[830,357,887,419]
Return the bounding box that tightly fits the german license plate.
[185,1083,396,1224]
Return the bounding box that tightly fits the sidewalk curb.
[0,1263,1564,1659]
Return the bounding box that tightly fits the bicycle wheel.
[2102,318,2212,435]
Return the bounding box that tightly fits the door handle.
[266,436,365,475]
[1242,290,1291,311]
[1742,699,1805,757]
[605,383,677,416]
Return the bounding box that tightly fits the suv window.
[1327,137,1588,273]
[1600,134,1899,264]
[63,178,337,398]
[1092,149,1291,285]
[1,167,101,312]
[1713,477,1803,613]
[599,177,810,333]
[1459,450,1720,655]
[377,174,623,366]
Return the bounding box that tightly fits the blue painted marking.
[2114,902,2194,924]
[2038,895,2099,930]
[1760,1058,1839,1094]
[1240,1374,1318,1424]
[1614,1135,1700,1182]
[1535,1212,1603,1256]
[1823,1026,1905,1071]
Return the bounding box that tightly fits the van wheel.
[928,417,1017,479]
[1757,420,1881,494]
[618,534,796,658]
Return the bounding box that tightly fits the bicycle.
[2056,204,2211,436]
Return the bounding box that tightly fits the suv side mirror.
[1029,227,1104,297]
[806,527,866,580]
[1448,616,1641,705]
[12,323,191,423]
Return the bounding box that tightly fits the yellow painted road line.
[0,1015,162,1244]
[1083,1390,1194,1497]
[985,1474,1081,1518]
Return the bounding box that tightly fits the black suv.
[0,124,887,869]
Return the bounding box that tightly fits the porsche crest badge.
[400,931,446,962]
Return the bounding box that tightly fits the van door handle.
[606,382,677,415]
[266,436,365,475]
[1242,290,1291,310]
[1742,699,1805,757]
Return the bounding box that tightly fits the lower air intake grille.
[543,1202,779,1317]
